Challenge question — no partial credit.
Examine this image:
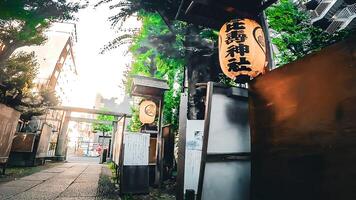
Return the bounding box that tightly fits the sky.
[66,1,140,108]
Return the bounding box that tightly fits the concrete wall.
[0,104,20,164]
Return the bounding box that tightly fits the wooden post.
[260,11,275,70]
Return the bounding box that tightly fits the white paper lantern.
[139,100,157,124]
[219,18,268,83]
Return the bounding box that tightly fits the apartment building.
[297,0,356,34]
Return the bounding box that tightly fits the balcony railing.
[311,0,338,22]
[326,3,356,33]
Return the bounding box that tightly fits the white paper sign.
[184,120,205,193]
[123,132,150,166]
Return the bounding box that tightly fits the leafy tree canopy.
[96,0,218,132]
[0,52,37,105]
[0,0,82,121]
[0,51,59,121]
[266,0,353,66]
[95,0,179,28]
[123,11,185,132]
[126,106,142,132]
[93,113,115,134]
[19,89,59,122]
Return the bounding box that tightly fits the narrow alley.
[1,0,356,200]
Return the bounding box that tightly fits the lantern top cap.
[131,75,169,97]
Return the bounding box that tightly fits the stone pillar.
[55,111,71,159]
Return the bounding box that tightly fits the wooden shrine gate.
[50,106,130,161]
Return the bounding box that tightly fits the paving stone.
[0,162,105,200]
[56,197,96,200]
[2,180,42,188]
[60,169,86,179]
[0,186,28,199]
[62,169,86,175]
[80,172,101,177]
[60,182,98,197]
[21,172,57,181]
[75,174,100,183]
[8,190,60,200]
[42,168,66,173]
[46,177,75,186]
[30,181,70,193]
[84,166,102,174]
[60,171,81,175]
[57,163,75,168]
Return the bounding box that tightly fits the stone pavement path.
[0,162,108,200]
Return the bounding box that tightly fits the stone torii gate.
[50,106,130,160]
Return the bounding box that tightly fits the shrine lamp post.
[130,75,169,186]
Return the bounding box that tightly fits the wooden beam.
[69,117,116,125]
[50,106,131,117]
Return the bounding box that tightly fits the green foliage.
[95,0,179,28]
[98,1,219,131]
[124,11,185,132]
[126,106,142,132]
[18,89,59,122]
[93,113,115,134]
[266,0,352,66]
[0,51,59,122]
[0,52,37,106]
[0,0,80,120]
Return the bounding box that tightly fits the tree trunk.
[185,25,220,120]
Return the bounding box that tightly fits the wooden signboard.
[123,133,150,166]
[120,132,151,194]
[149,137,157,164]
[11,133,36,153]
[249,35,356,200]
[0,104,20,165]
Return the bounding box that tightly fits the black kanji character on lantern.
[227,57,252,72]
[225,20,245,32]
[225,44,250,57]
[225,31,247,45]
[227,58,239,72]
[237,57,251,66]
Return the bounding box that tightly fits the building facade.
[94,93,132,114]
[297,0,356,34]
